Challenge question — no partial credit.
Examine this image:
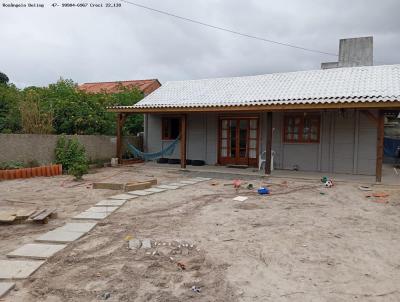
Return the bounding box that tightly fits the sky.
[1,0,400,88]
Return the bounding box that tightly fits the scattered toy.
[191,285,201,293]
[247,183,254,190]
[233,179,241,192]
[258,187,270,195]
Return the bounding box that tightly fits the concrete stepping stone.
[144,188,166,193]
[72,211,111,220]
[95,199,127,207]
[86,206,118,213]
[7,243,66,260]
[156,185,179,190]
[109,194,137,200]
[58,222,97,233]
[0,260,45,280]
[36,229,86,243]
[127,190,155,196]
[180,180,199,184]
[0,282,15,298]
[193,177,212,181]
[169,182,189,187]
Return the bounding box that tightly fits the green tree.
[0,72,9,84]
[0,83,21,133]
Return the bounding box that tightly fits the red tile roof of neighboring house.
[78,79,161,95]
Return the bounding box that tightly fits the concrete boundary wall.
[0,134,142,164]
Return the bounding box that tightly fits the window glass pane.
[222,120,228,129]
[250,119,257,129]
[249,149,256,158]
[221,129,227,139]
[249,139,256,148]
[221,148,227,157]
[170,118,180,139]
[221,139,227,148]
[250,129,257,139]
[230,121,236,157]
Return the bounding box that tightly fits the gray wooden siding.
[144,109,377,175]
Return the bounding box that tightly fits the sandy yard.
[1,164,400,302]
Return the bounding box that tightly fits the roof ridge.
[162,64,400,85]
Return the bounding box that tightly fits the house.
[79,79,161,95]
[108,39,400,182]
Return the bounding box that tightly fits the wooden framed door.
[218,117,259,166]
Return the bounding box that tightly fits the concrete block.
[156,185,179,190]
[144,188,166,193]
[109,194,137,200]
[128,239,142,250]
[180,180,199,184]
[95,199,127,207]
[58,222,97,233]
[36,229,86,243]
[127,190,155,196]
[85,206,118,213]
[0,282,15,298]
[124,181,152,191]
[193,177,212,181]
[169,182,188,187]
[141,239,152,249]
[7,243,66,260]
[93,182,124,190]
[0,260,45,280]
[72,211,111,220]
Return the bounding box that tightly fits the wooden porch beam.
[265,112,273,175]
[180,114,187,169]
[116,113,128,163]
[375,110,384,182]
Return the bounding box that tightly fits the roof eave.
[107,100,400,113]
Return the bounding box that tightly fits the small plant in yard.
[55,135,88,180]
[0,161,25,170]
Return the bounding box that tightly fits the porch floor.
[146,162,399,186]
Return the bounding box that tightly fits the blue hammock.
[127,136,180,161]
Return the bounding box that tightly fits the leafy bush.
[0,161,25,170]
[68,162,88,180]
[55,135,88,179]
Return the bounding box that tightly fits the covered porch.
[108,102,396,183]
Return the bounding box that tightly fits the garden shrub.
[55,135,88,179]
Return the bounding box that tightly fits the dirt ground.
[1,164,400,301]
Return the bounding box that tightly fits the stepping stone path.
[0,282,15,298]
[0,260,45,279]
[127,190,155,196]
[58,222,97,233]
[180,180,201,184]
[36,229,87,243]
[0,176,212,299]
[95,199,127,207]
[73,211,111,220]
[156,185,179,190]
[109,193,138,200]
[169,182,188,187]
[85,206,118,213]
[144,188,166,193]
[7,243,66,260]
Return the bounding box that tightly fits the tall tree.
[0,72,9,84]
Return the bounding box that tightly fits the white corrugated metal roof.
[120,64,400,109]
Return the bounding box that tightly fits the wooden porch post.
[180,114,187,169]
[116,113,127,164]
[375,110,384,182]
[265,112,273,174]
